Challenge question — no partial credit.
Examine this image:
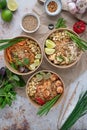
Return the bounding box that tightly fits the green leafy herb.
[37,94,61,116]
[23,58,30,65]
[0,67,26,109]
[55,18,66,29]
[60,91,87,130]
[0,38,25,51]
[67,31,87,51]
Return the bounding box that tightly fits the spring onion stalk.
[55,18,67,29]
[67,31,87,51]
[60,91,87,130]
[0,38,25,51]
[37,94,61,116]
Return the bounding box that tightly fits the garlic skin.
[68,2,78,14]
[76,0,87,14]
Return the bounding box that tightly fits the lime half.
[45,48,55,55]
[7,0,18,11]
[45,39,56,49]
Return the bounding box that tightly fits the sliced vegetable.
[45,39,56,49]
[45,48,55,55]
[35,97,45,105]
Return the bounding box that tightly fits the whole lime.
[1,9,13,22]
[0,0,7,9]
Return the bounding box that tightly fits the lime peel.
[45,48,55,55]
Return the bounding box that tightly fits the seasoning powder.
[22,15,38,31]
[47,1,58,12]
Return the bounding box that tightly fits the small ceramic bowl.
[44,0,62,16]
[26,70,64,107]
[4,35,43,75]
[44,28,82,69]
[20,13,40,33]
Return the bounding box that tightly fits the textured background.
[0,0,87,130]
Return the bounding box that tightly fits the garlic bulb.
[76,0,87,14]
[68,2,78,14]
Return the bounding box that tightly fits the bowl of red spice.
[21,13,40,33]
[44,0,62,16]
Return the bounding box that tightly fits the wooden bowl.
[44,28,82,69]
[4,35,43,75]
[26,70,65,107]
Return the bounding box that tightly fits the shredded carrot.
[18,40,26,46]
[6,49,12,63]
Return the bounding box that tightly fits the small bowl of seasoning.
[44,0,62,16]
[21,13,40,33]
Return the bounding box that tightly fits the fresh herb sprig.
[55,18,66,29]
[0,67,25,109]
[37,94,61,116]
[0,38,25,51]
[60,91,87,130]
[67,31,87,51]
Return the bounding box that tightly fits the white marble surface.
[0,0,87,130]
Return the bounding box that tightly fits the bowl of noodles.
[4,35,43,75]
[26,70,64,107]
[44,28,82,68]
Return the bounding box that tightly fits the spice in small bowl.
[44,0,62,16]
[21,13,40,33]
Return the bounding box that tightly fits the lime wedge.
[7,0,18,11]
[45,39,56,49]
[29,64,36,70]
[35,54,41,59]
[34,59,40,66]
[45,48,55,55]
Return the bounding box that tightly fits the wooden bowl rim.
[26,69,65,108]
[4,35,43,75]
[44,28,83,69]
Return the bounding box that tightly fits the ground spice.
[47,1,58,12]
[22,15,38,31]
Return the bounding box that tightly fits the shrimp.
[43,80,51,89]
[55,80,62,87]
[57,86,63,94]
[50,74,58,81]
[43,90,50,98]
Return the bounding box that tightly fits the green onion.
[37,94,61,116]
[55,18,67,29]
[0,38,25,51]
[67,31,87,51]
[60,91,87,130]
